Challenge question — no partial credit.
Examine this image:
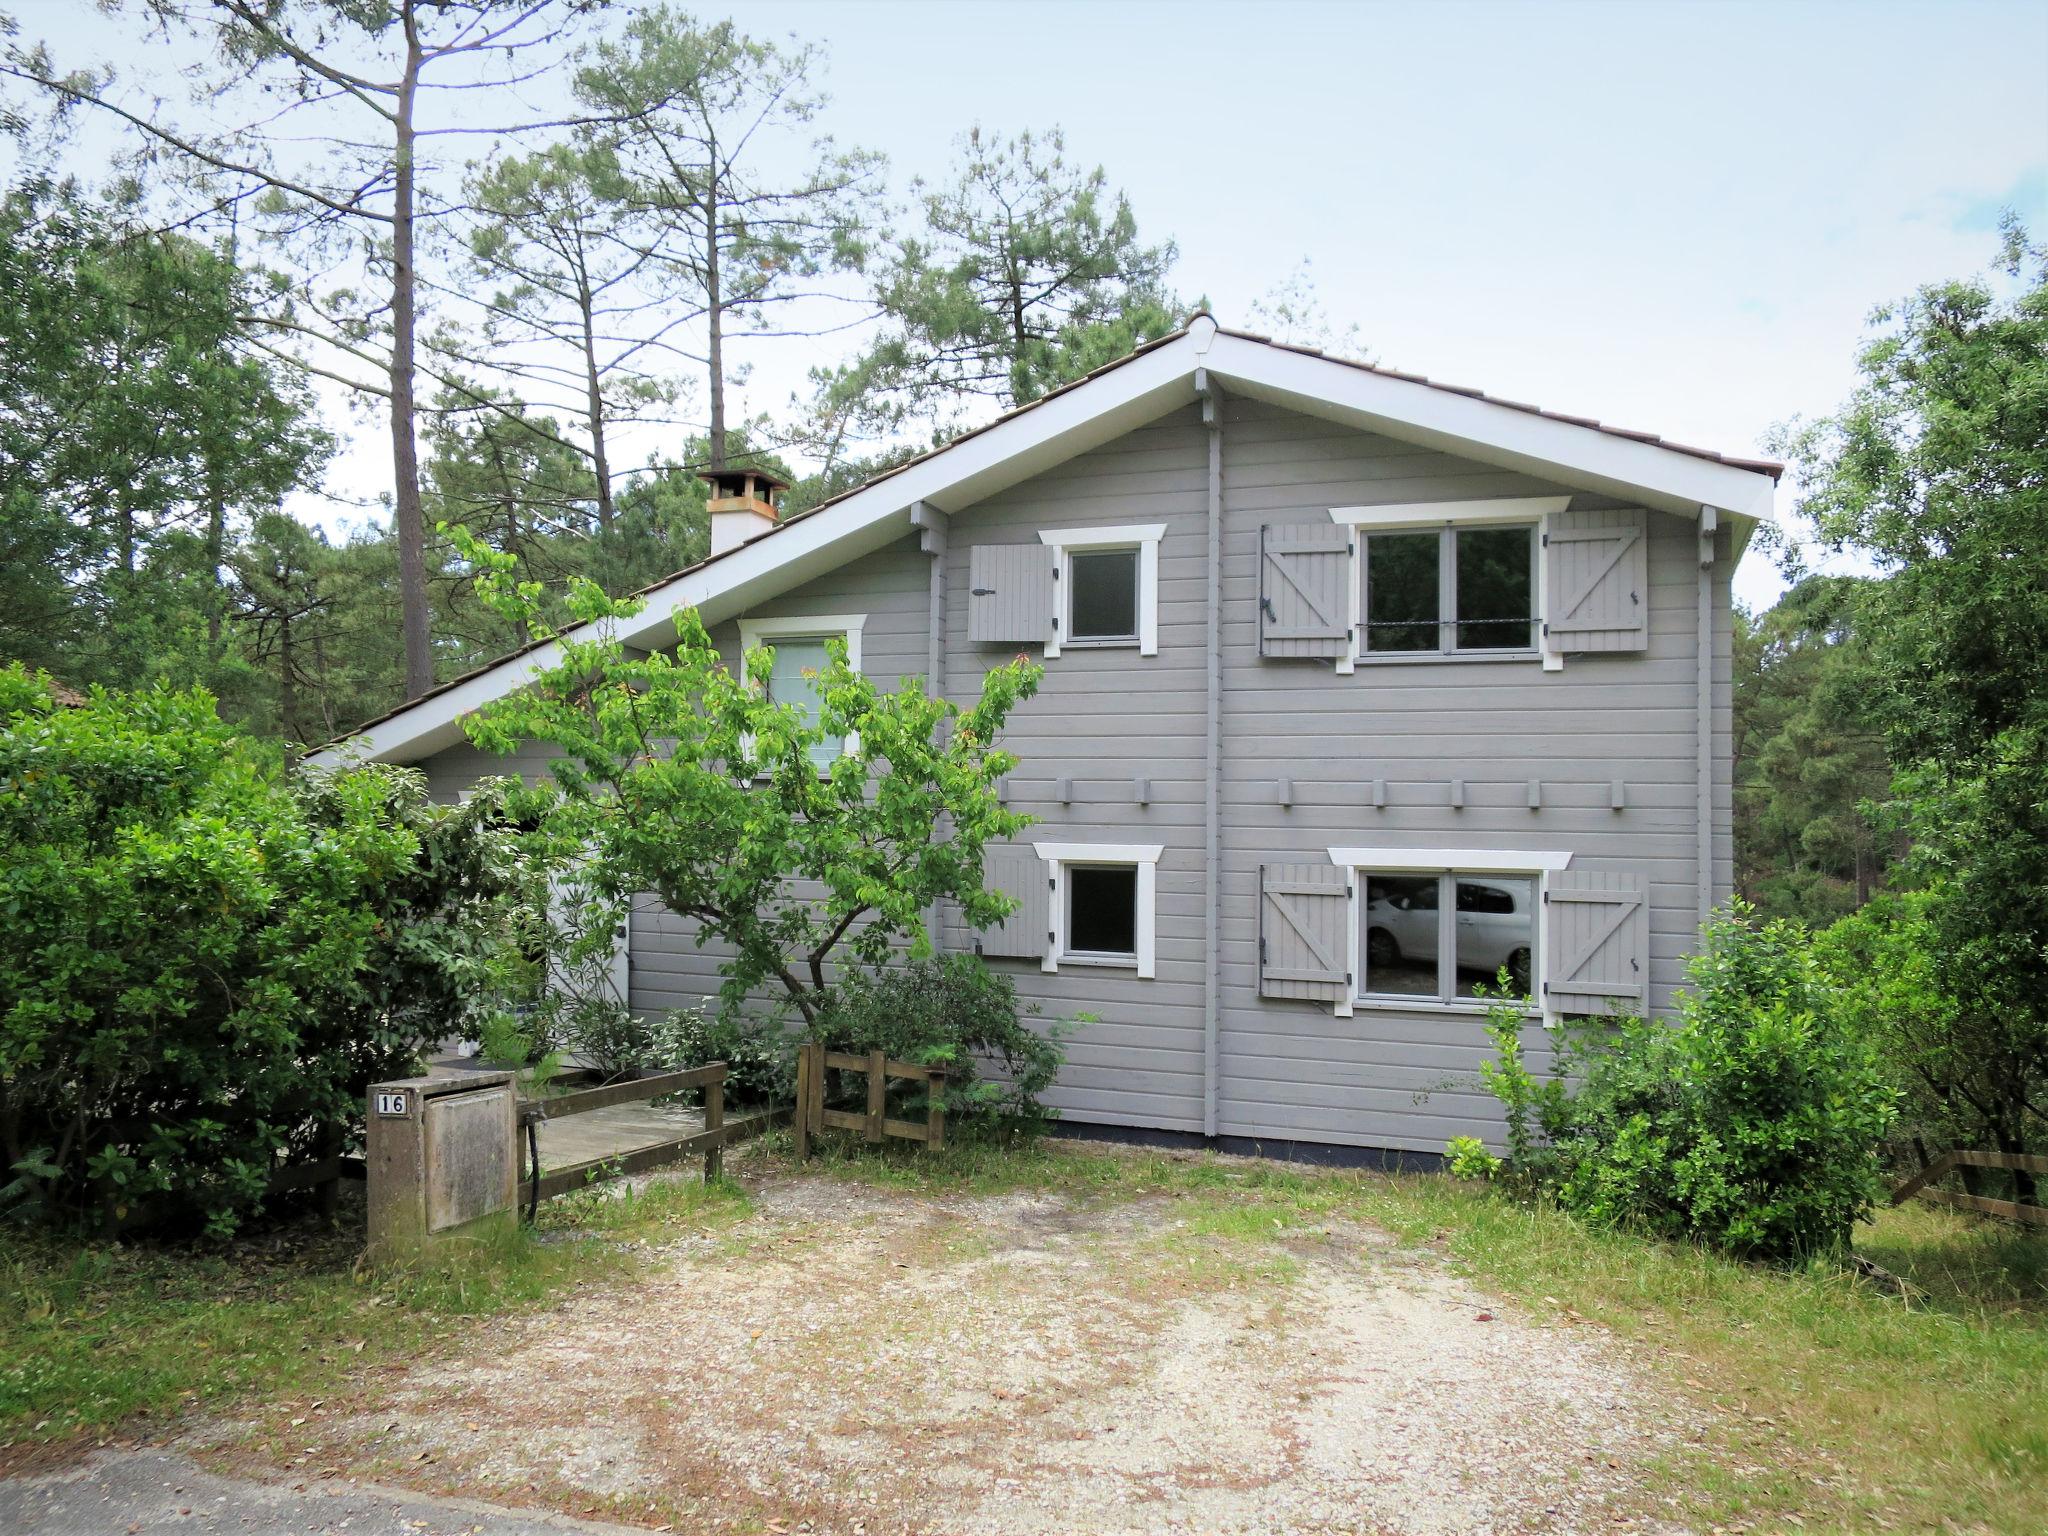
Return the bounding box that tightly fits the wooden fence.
[518,1062,730,1216]
[1890,1149,2048,1227]
[792,1042,946,1157]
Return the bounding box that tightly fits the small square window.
[1069,548,1139,642]
[1066,863,1138,957]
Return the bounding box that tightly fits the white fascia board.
[1206,333,1776,523]
[1327,847,1573,873]
[307,335,1208,767]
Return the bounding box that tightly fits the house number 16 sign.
[374,1090,411,1118]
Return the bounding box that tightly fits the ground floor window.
[1361,870,1536,1001]
[1035,841,1163,978]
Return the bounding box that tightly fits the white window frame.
[737,612,867,763]
[1033,840,1163,977]
[1037,523,1165,658]
[1324,846,1571,1018]
[1329,497,1570,673]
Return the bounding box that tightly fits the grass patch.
[0,1173,752,1461]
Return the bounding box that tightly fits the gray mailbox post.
[365,1070,518,1264]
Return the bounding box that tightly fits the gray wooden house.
[309,317,1780,1155]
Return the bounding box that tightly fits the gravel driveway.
[193,1161,1699,1535]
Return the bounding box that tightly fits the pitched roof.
[308,317,1778,766]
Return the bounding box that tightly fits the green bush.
[0,670,533,1235]
[648,1006,795,1107]
[1463,908,1899,1262]
[816,955,1067,1135]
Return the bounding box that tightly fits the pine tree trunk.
[205,475,225,650]
[389,4,434,701]
[578,281,614,531]
[703,157,724,469]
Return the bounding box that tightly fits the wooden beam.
[525,1064,727,1122]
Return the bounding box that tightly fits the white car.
[1365,877,1533,992]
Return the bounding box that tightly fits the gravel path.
[192,1166,1700,1535]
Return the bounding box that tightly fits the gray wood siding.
[413,393,1741,1157]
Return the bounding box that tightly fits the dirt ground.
[198,1160,1705,1536]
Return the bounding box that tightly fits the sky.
[14,0,2048,610]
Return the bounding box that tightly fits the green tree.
[0,667,536,1234]
[1788,218,2048,1188]
[812,126,1181,461]
[464,139,683,532]
[1731,575,1891,923]
[576,7,884,470]
[0,180,326,693]
[454,531,1042,1027]
[424,390,599,649]
[9,0,613,701]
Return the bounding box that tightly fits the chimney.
[702,466,789,557]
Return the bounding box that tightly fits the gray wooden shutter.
[1543,508,1648,652]
[1259,863,1352,1001]
[1543,869,1648,1012]
[1259,523,1354,658]
[972,844,1048,960]
[968,544,1055,645]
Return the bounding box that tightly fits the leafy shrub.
[1461,908,1899,1262]
[649,1006,795,1107]
[1444,1136,1501,1181]
[0,670,533,1235]
[815,955,1067,1135]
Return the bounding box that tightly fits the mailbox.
[365,1070,518,1263]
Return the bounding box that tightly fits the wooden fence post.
[793,1042,815,1160]
[704,1064,725,1181]
[927,1068,946,1151]
[866,1048,886,1143]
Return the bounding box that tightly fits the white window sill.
[1060,636,1141,650]
[1055,952,1140,971]
[1352,996,1542,1017]
[1353,649,1542,666]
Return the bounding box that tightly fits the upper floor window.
[737,613,866,770]
[1038,523,1165,658]
[1069,547,1140,642]
[1363,525,1536,656]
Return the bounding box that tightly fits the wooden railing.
[518,1062,729,1215]
[792,1042,947,1157]
[1890,1149,2048,1227]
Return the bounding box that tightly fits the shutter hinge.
[1540,531,1550,547]
[1260,596,1276,620]
[1542,890,1550,904]
[1258,937,1268,964]
[971,586,995,597]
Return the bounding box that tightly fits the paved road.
[0,1450,656,1535]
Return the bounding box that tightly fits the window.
[763,636,840,771]
[1066,864,1138,957]
[1069,548,1140,642]
[1363,525,1535,656]
[1035,841,1163,977]
[1036,524,1165,657]
[1361,870,1535,1000]
[1327,846,1572,1015]
[737,613,866,770]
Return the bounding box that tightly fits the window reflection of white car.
[1365,879,1532,991]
